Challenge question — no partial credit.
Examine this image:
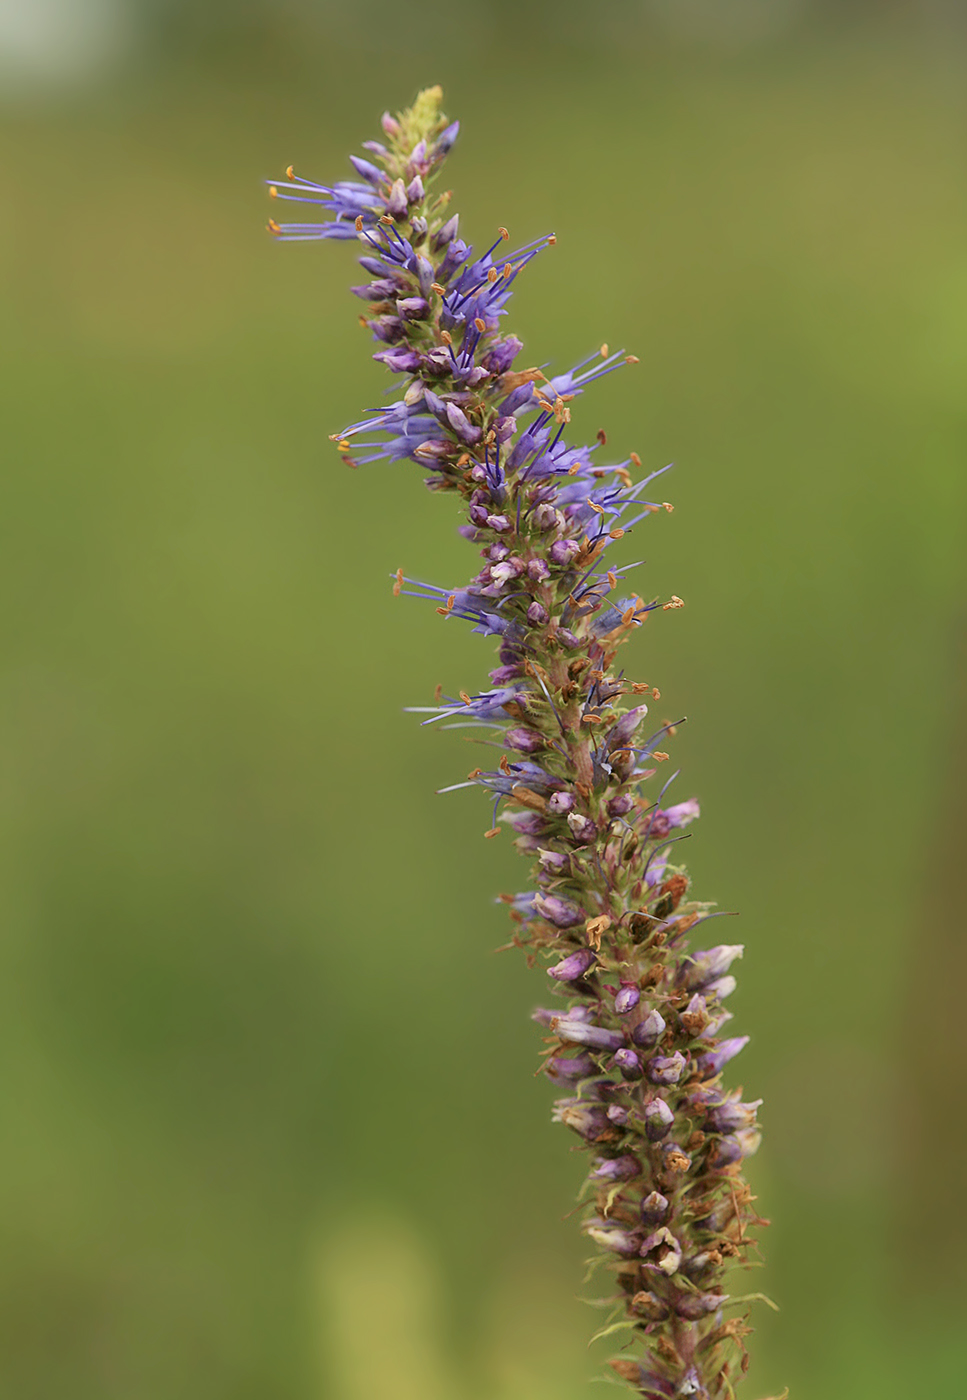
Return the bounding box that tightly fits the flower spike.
[268,86,768,1400]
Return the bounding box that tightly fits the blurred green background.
[0,2,964,1397]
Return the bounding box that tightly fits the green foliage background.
[0,4,964,1397]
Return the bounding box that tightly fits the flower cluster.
[270,87,767,1400]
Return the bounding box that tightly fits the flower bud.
[646,1051,687,1086]
[613,1048,642,1080]
[547,790,575,814]
[606,1103,628,1127]
[696,1036,749,1079]
[590,1154,641,1182]
[566,812,596,843]
[526,557,550,582]
[506,727,544,753]
[552,1101,611,1140]
[606,705,649,752]
[704,1095,762,1134]
[631,1009,666,1048]
[549,539,580,565]
[644,1097,675,1142]
[534,894,584,928]
[608,792,635,817]
[386,178,408,218]
[526,601,548,626]
[614,985,640,1015]
[679,944,744,991]
[553,1018,625,1052]
[674,1292,727,1321]
[537,847,568,873]
[547,1053,595,1082]
[397,296,429,320]
[705,974,737,1001]
[640,1191,670,1226]
[707,1134,743,1171]
[547,948,596,981]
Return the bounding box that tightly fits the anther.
[607,571,617,589]
[487,268,498,283]
[484,827,501,838]
[379,214,395,225]
[355,215,364,231]
[588,501,604,515]
[503,263,513,278]
[457,453,471,466]
[625,355,639,364]
[498,226,509,240]
[653,751,670,762]
[358,315,368,327]
[547,234,557,244]
[630,452,642,468]
[596,429,607,445]
[431,282,446,294]
[459,690,472,705]
[446,594,456,612]
[652,688,661,699]
[393,568,404,596]
[662,596,684,610]
[600,343,609,358]
[268,186,278,198]
[441,330,452,345]
[474,317,487,332]
[662,502,674,512]
[467,768,482,779]
[267,220,281,234]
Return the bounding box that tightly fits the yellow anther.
[600,343,609,357]
[498,226,509,240]
[653,751,670,762]
[268,186,278,198]
[484,827,501,839]
[630,451,642,468]
[474,317,487,332]
[662,596,685,611]
[662,502,674,512]
[267,219,281,234]
[355,215,364,230]
[487,268,498,283]
[626,354,639,364]
[393,568,404,596]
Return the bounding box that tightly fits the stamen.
[393,568,404,596]
[600,343,609,357]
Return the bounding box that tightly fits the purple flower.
[614,984,640,1015]
[631,1009,666,1048]
[696,1036,749,1079]
[552,1018,625,1052]
[646,1052,687,1086]
[590,1154,641,1182]
[614,1048,643,1080]
[534,894,584,928]
[547,948,596,981]
[644,1097,675,1142]
[640,1191,670,1225]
